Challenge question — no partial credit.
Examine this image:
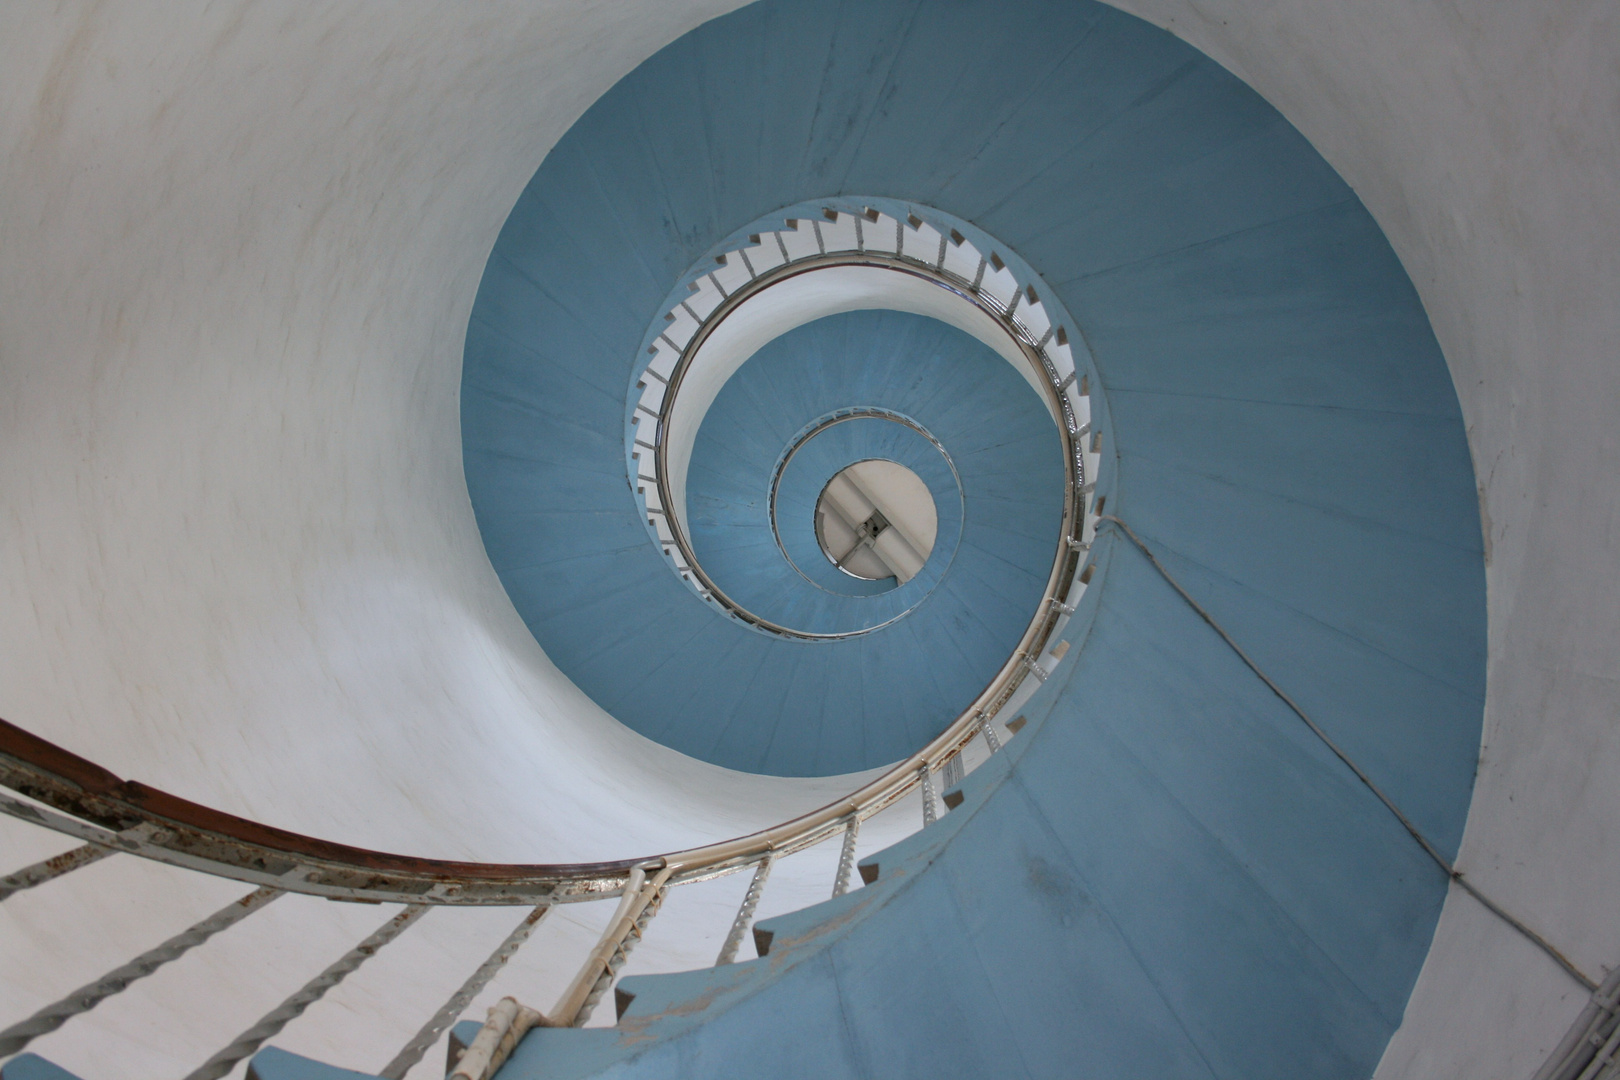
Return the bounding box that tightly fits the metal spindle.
[575,882,667,1027]
[716,855,774,965]
[919,765,937,826]
[183,904,429,1080]
[378,905,551,1080]
[449,997,541,1080]
[976,711,1002,755]
[547,866,672,1029]
[832,819,860,897]
[0,842,113,903]
[0,886,285,1057]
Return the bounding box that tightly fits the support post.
[548,865,673,1028]
[919,765,937,827]
[832,820,860,898]
[379,905,551,1080]
[716,855,773,965]
[976,711,1002,755]
[448,997,543,1080]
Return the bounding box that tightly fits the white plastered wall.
[0,4,1615,1080]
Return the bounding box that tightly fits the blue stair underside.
[450,0,1487,1075]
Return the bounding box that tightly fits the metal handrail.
[636,234,1088,642]
[765,405,962,597]
[0,670,1060,903]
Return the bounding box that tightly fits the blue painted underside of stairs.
[686,309,1060,641]
[456,0,1487,1075]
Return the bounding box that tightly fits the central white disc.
[814,459,939,583]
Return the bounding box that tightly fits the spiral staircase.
[1,2,1616,1080]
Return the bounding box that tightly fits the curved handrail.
[636,237,1089,641]
[0,716,640,904]
[766,405,963,600]
[0,582,1080,904]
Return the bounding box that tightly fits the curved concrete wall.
[0,3,1614,1080]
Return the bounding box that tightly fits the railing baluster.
[919,765,938,826]
[831,820,859,898]
[976,710,1002,755]
[378,905,551,1080]
[0,885,284,1056]
[715,855,773,965]
[576,885,667,1027]
[183,903,429,1080]
[548,865,673,1028]
[942,754,965,791]
[0,842,113,902]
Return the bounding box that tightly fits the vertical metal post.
[0,885,285,1057]
[976,710,1002,755]
[832,819,860,898]
[942,754,965,790]
[449,997,543,1080]
[0,843,114,902]
[716,855,774,965]
[919,765,938,827]
[379,905,551,1080]
[183,904,429,1080]
[548,865,673,1029]
[575,879,667,1027]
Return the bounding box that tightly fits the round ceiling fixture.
[815,459,939,586]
